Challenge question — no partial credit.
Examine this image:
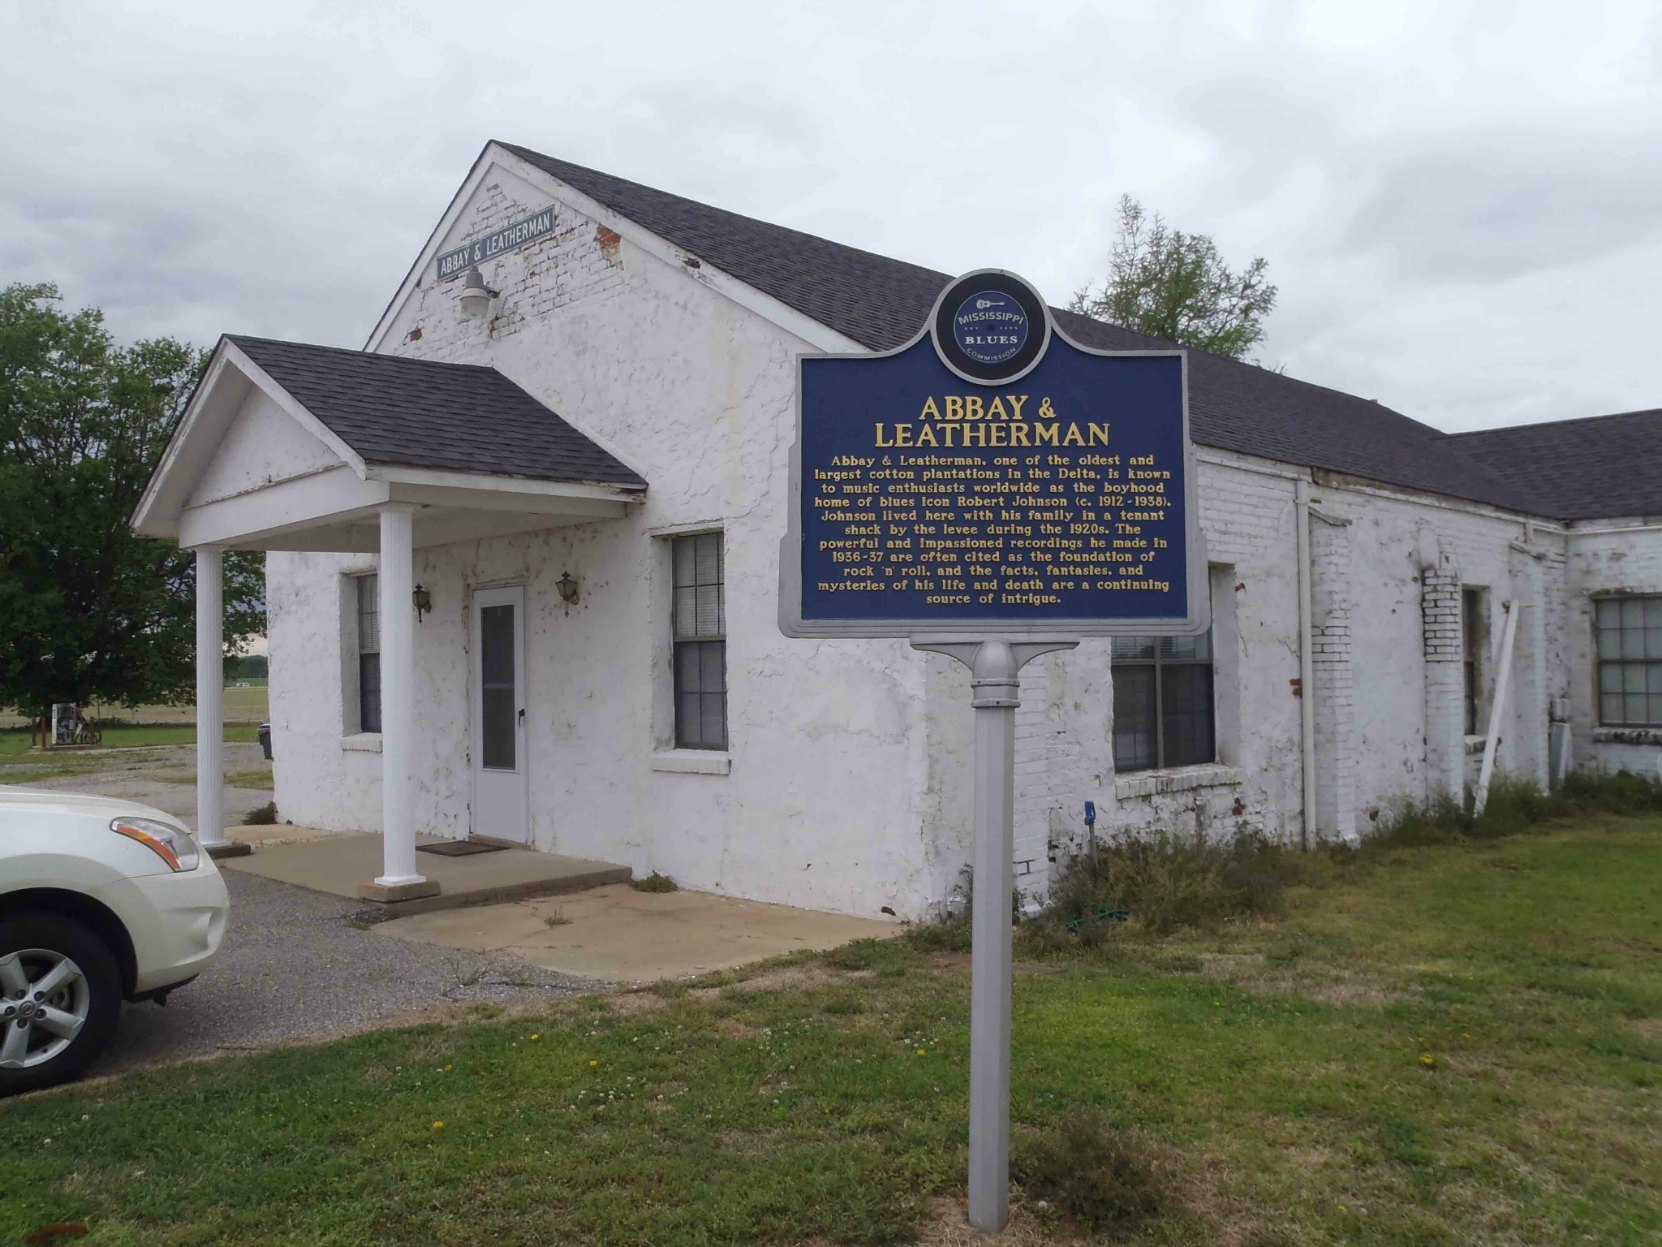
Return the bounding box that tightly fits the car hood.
[0,785,188,830]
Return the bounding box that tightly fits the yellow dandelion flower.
[432,1121,444,1130]
[444,1064,453,1072]
[589,1058,599,1067]
[531,1033,541,1041]
[1419,1054,1436,1068]
[916,1048,926,1057]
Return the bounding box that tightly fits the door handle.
[517,708,525,723]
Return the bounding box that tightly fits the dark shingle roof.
[500,142,1539,515]
[1440,408,1662,521]
[228,335,645,488]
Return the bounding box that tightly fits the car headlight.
[110,817,201,872]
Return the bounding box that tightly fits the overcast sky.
[2,0,1657,432]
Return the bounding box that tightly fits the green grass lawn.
[0,684,269,731]
[0,724,261,786]
[2,818,1658,1245]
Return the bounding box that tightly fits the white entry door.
[472,585,529,843]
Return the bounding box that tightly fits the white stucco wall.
[260,151,1655,922]
[1565,519,1662,779]
[270,159,946,918]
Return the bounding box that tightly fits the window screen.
[672,533,727,750]
[1110,630,1214,774]
[1595,596,1662,727]
[357,574,381,734]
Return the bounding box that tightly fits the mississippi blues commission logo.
[930,271,1050,384]
[952,291,1028,366]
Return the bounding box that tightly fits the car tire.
[0,912,121,1096]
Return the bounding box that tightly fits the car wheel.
[0,912,121,1096]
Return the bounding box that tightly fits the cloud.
[1,0,1658,434]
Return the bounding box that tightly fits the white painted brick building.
[134,142,1662,918]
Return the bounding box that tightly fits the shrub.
[902,912,971,953]
[1026,830,1296,943]
[1014,1110,1170,1234]
[1370,769,1662,851]
[629,872,678,893]
[243,800,278,825]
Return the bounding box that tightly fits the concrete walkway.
[378,882,899,983]
[224,831,631,914]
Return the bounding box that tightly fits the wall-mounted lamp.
[412,583,432,622]
[556,570,579,615]
[457,266,498,321]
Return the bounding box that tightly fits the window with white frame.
[1111,629,1215,774]
[672,532,727,750]
[1595,596,1662,727]
[356,574,381,734]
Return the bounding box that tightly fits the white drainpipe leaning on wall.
[1295,478,1317,851]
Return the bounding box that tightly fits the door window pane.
[480,603,516,770]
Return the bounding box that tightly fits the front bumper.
[94,865,230,995]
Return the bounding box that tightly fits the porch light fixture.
[556,570,579,614]
[457,266,498,320]
[412,583,432,622]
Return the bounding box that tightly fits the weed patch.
[629,872,678,893]
[1013,1110,1171,1235]
[1028,831,1296,944]
[1369,769,1662,851]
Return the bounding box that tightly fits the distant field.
[0,682,269,730]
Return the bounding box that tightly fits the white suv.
[0,788,230,1094]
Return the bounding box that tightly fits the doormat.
[418,840,509,857]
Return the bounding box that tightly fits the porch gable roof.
[132,335,647,551]
[226,336,647,489]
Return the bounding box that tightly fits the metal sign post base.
[912,637,1078,1234]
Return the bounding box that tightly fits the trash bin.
[257,721,273,760]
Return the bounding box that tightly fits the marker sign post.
[781,272,1205,1233]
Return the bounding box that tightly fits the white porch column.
[194,546,226,849]
[373,503,428,890]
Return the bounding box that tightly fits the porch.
[131,334,648,905]
[222,830,631,917]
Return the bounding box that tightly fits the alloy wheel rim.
[0,948,90,1069]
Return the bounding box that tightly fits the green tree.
[0,282,264,719]
[1069,195,1278,360]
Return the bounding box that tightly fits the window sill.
[341,733,383,753]
[650,749,731,776]
[1114,764,1242,800]
[1592,727,1662,746]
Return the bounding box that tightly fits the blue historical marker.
[780,270,1206,639]
[780,271,1206,1236]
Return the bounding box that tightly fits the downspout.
[1296,478,1316,851]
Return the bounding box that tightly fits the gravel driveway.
[99,869,602,1076]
